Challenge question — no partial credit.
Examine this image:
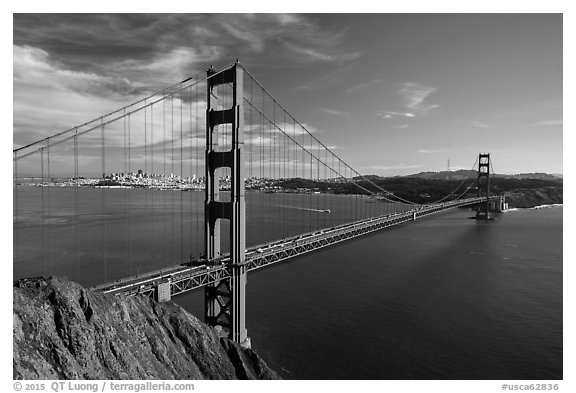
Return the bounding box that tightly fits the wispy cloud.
[301,144,338,151]
[293,62,358,91]
[244,122,320,136]
[274,14,305,26]
[472,120,490,128]
[321,108,351,117]
[13,45,144,146]
[345,78,386,93]
[376,111,414,119]
[529,119,563,127]
[14,45,142,97]
[15,13,358,153]
[377,81,439,121]
[295,123,322,135]
[398,82,438,112]
[220,23,266,52]
[113,46,221,87]
[13,13,360,95]
[281,40,361,63]
[245,136,273,146]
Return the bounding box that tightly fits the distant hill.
[405,170,475,181]
[495,172,562,180]
[402,171,562,181]
[281,172,562,207]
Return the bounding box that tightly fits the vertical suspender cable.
[344,166,348,224]
[354,165,358,222]
[309,132,312,233]
[46,140,51,275]
[180,88,184,263]
[317,140,320,230]
[302,123,306,229]
[261,90,264,186]
[317,141,319,228]
[126,114,132,275]
[195,83,199,256]
[189,84,193,260]
[260,92,264,239]
[74,128,79,282]
[144,102,149,270]
[41,149,45,276]
[272,101,276,239]
[101,118,107,283]
[163,98,167,266]
[332,153,336,225]
[123,110,128,276]
[273,101,276,183]
[264,120,274,242]
[14,153,19,279]
[338,159,341,225]
[270,117,274,240]
[249,79,253,181]
[128,114,132,275]
[247,80,251,192]
[283,110,287,239]
[291,117,295,237]
[171,95,175,264]
[323,148,326,227]
[151,100,155,267]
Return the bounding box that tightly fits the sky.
[12,13,563,176]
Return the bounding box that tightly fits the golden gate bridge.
[13,61,503,348]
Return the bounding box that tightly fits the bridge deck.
[95,198,485,296]
[94,197,487,298]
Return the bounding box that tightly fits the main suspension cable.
[241,67,419,206]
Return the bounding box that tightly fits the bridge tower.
[204,63,249,347]
[476,153,491,220]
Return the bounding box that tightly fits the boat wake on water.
[271,204,331,213]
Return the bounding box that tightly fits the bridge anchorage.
[14,61,504,349]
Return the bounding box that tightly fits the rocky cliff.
[13,277,279,380]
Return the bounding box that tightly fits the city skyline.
[13,14,562,176]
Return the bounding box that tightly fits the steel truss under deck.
[96,196,489,299]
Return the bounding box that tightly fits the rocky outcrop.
[13,277,279,380]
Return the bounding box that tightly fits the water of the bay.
[177,205,563,379]
[13,187,563,379]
